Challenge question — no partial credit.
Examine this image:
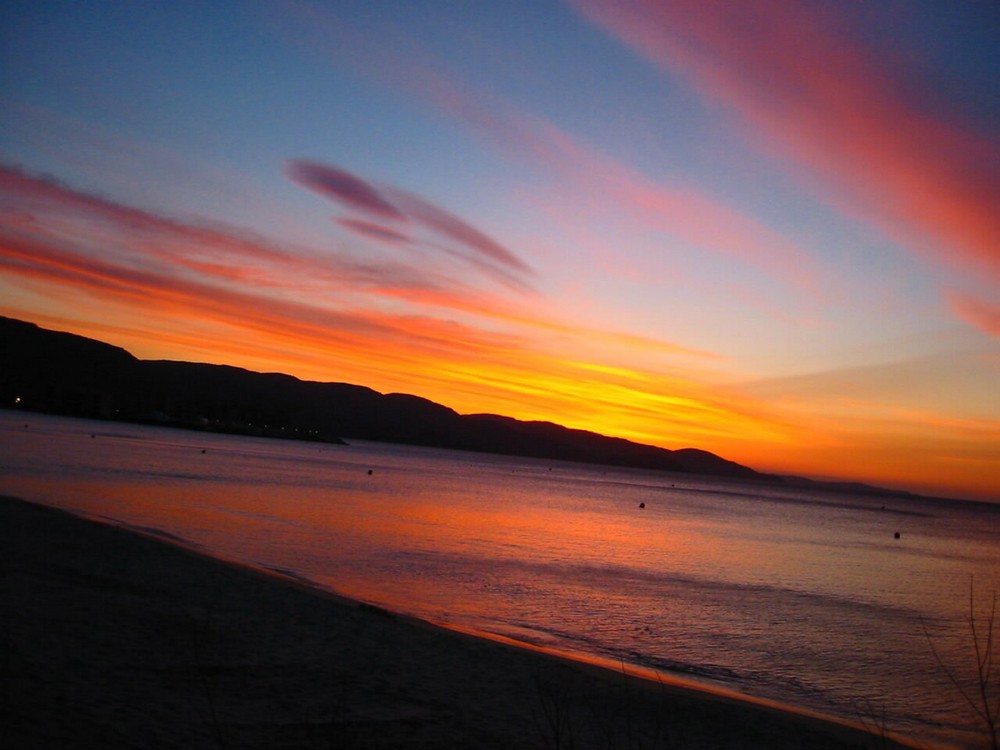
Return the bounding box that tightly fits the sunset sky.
[2,1,998,501]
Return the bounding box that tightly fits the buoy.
[639,502,645,509]
[201,449,206,454]
[367,469,373,476]
[894,532,900,539]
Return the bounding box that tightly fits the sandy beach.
[2,495,915,749]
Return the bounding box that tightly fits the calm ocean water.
[2,411,997,749]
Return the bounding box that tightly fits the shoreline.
[3,495,919,749]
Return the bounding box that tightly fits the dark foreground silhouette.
[0,315,920,496]
[2,496,916,749]
[0,316,761,477]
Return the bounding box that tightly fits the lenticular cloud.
[286,161,405,221]
[286,159,533,281]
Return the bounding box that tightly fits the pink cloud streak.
[398,53,819,291]
[0,228,524,365]
[0,164,496,303]
[569,0,1000,284]
[948,292,1000,340]
[1,165,709,371]
[272,2,820,292]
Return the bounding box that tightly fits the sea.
[2,411,997,749]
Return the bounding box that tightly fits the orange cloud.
[569,0,1000,285]
[732,355,1000,500]
[5,163,995,500]
[0,164,713,392]
[2,215,778,452]
[749,407,1000,503]
[7,166,729,369]
[0,164,510,307]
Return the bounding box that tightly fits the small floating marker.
[894,532,900,539]
[639,502,645,509]
[201,449,206,454]
[367,469,373,476]
[90,434,95,438]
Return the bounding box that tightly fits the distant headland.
[0,315,917,495]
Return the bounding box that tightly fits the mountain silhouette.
[1,315,765,479]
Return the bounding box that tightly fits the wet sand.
[2,495,913,749]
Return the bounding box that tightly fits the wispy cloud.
[286,158,534,289]
[271,1,821,293]
[382,185,533,275]
[568,0,1000,287]
[459,91,819,295]
[0,164,518,304]
[1,163,712,389]
[5,162,995,497]
[335,217,411,245]
[286,160,406,221]
[0,165,480,349]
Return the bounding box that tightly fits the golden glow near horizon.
[2,2,998,501]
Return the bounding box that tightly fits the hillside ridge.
[0,315,789,482]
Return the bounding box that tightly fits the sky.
[2,1,998,501]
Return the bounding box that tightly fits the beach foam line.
[428,620,919,747]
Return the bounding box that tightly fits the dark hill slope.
[0,316,761,479]
[0,317,138,388]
